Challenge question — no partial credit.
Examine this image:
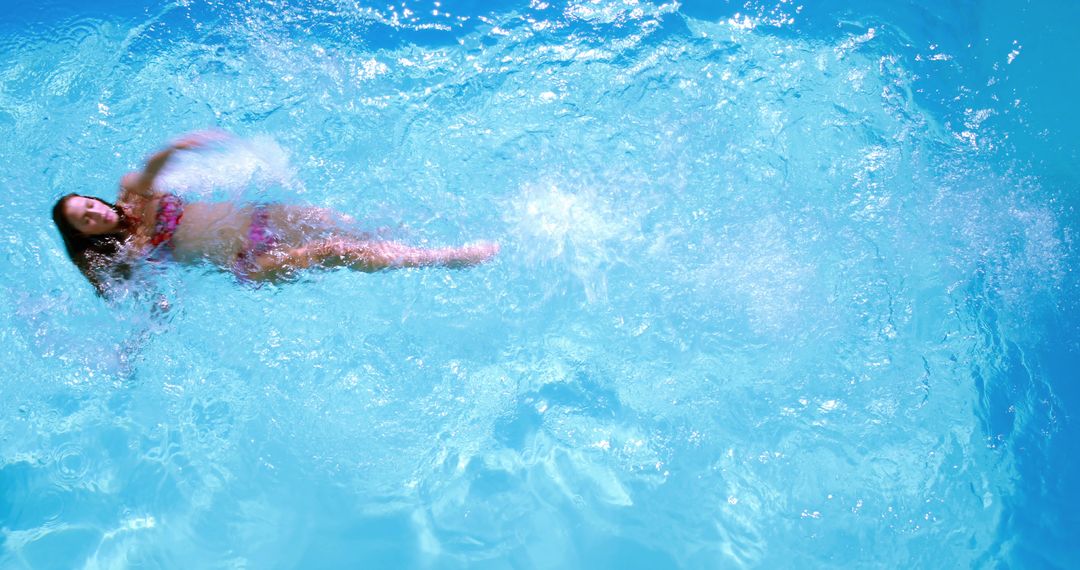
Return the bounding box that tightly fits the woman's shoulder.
[118,171,165,204]
[120,172,141,188]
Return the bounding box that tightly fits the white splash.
[506,182,632,303]
[157,135,301,201]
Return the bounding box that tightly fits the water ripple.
[52,441,91,485]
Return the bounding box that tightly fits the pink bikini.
[234,205,278,278]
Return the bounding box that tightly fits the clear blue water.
[2,0,1077,567]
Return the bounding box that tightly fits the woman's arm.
[120,130,230,200]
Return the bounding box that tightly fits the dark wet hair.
[52,193,133,295]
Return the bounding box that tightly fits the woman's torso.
[135,196,254,266]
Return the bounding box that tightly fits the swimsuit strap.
[150,194,184,248]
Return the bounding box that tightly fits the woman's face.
[63,196,119,235]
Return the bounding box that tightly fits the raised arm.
[120,130,231,200]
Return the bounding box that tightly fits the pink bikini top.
[149,194,183,248]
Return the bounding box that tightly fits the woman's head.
[58,195,122,235]
[52,194,132,293]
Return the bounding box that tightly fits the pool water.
[1,0,1077,567]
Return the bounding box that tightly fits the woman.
[52,131,500,295]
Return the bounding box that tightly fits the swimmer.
[52,131,499,295]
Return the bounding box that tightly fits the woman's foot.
[446,241,500,267]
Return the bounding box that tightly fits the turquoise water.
[2,0,1077,567]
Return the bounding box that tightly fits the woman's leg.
[248,238,499,279]
[264,204,358,246]
[328,239,500,271]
